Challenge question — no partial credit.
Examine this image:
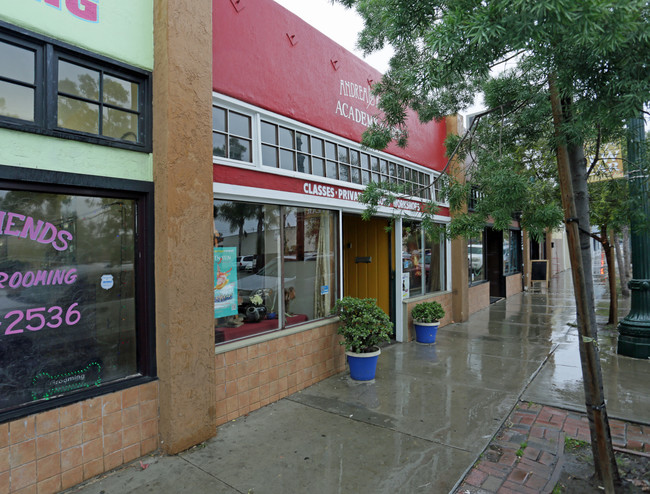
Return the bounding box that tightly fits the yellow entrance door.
[342,215,391,317]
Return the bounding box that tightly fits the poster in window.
[402,272,410,298]
[214,247,238,318]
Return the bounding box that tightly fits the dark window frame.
[0,21,152,153]
[0,164,156,424]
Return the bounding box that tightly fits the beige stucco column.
[445,115,470,323]
[153,0,216,454]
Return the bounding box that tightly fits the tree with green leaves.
[338,0,650,490]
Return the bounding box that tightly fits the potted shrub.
[411,301,445,344]
[331,297,393,381]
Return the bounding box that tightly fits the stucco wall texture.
[0,0,154,70]
[153,0,216,455]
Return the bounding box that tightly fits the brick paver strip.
[455,401,650,494]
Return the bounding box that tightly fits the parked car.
[469,244,483,272]
[238,255,256,272]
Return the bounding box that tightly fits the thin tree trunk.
[603,229,617,325]
[615,231,630,297]
[568,143,598,334]
[550,76,620,492]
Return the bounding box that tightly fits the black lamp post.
[618,116,650,358]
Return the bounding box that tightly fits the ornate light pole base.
[618,335,650,359]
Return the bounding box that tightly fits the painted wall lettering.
[3,303,81,336]
[334,101,378,128]
[303,183,336,198]
[0,268,77,289]
[339,79,377,108]
[0,211,74,251]
[35,0,99,23]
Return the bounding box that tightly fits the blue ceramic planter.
[346,348,380,381]
[414,321,439,344]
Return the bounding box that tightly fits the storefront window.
[468,232,485,284]
[213,200,338,344]
[402,221,447,298]
[425,230,446,292]
[402,222,423,298]
[504,229,521,275]
[283,208,337,323]
[0,189,139,415]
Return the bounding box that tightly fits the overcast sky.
[273,0,392,73]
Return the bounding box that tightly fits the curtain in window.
[314,211,332,318]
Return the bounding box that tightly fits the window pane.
[228,137,251,162]
[388,162,396,176]
[57,96,99,134]
[212,107,226,132]
[279,127,294,149]
[297,154,310,174]
[404,168,411,182]
[213,201,281,343]
[58,60,99,101]
[102,108,138,142]
[372,172,380,183]
[261,121,276,144]
[312,158,325,176]
[0,190,137,414]
[212,133,226,157]
[338,146,349,164]
[325,141,336,159]
[339,164,350,182]
[0,81,34,121]
[283,208,338,323]
[360,153,369,169]
[103,75,138,111]
[398,165,404,179]
[262,144,278,167]
[350,150,360,167]
[312,137,324,157]
[425,230,445,293]
[380,159,388,174]
[371,157,379,172]
[296,133,309,152]
[402,222,422,297]
[361,170,370,185]
[229,111,250,138]
[326,160,338,179]
[351,167,361,184]
[280,149,294,170]
[0,41,34,83]
[469,233,485,283]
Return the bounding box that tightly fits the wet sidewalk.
[69,269,650,494]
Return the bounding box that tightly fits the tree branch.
[586,125,602,178]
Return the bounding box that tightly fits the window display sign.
[0,189,137,414]
[214,247,238,318]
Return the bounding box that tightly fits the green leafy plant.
[515,441,528,457]
[411,301,445,323]
[331,297,393,353]
[565,437,589,451]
